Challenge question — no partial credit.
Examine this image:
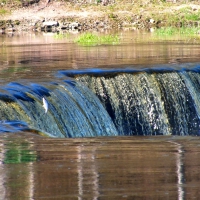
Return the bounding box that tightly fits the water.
[71,69,200,136]
[1,67,200,137]
[1,134,200,199]
[1,31,200,82]
[0,80,117,137]
[1,30,200,199]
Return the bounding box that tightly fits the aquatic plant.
[74,32,120,46]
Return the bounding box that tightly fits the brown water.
[1,134,200,199]
[1,30,200,199]
[1,31,200,83]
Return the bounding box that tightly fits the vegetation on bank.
[0,8,8,15]
[150,26,200,43]
[1,0,200,36]
[53,27,200,46]
[154,27,200,36]
[1,0,200,26]
[74,32,120,46]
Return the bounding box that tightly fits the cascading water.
[59,66,200,136]
[1,66,200,137]
[0,79,118,137]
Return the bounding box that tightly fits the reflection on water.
[1,31,200,82]
[1,31,200,199]
[168,141,185,200]
[0,134,200,199]
[0,135,36,200]
[4,141,37,164]
[0,142,5,200]
[77,145,99,200]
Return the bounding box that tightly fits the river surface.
[1,134,200,199]
[1,30,200,199]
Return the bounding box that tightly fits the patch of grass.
[178,7,200,21]
[151,27,200,43]
[0,8,8,15]
[108,12,117,19]
[0,0,21,7]
[154,27,200,36]
[74,32,120,46]
[184,12,200,21]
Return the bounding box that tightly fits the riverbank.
[1,1,200,34]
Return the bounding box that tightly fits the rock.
[149,18,155,24]
[43,21,58,26]
[0,28,5,34]
[69,22,80,30]
[42,21,58,32]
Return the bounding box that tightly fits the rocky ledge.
[0,1,165,34]
[0,16,163,35]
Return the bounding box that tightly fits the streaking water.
[1,65,200,137]
[60,66,200,136]
[0,79,117,137]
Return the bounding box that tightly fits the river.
[0,30,200,199]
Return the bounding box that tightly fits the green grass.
[0,8,8,15]
[74,32,120,46]
[154,27,200,36]
[151,27,200,43]
[178,7,200,21]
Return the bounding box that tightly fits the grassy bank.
[1,0,200,33]
[154,27,200,36]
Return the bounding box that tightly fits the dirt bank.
[1,1,200,34]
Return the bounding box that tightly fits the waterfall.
[1,66,200,137]
[0,79,118,137]
[59,67,200,136]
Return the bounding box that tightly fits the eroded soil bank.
[1,1,200,34]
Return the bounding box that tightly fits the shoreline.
[1,1,200,34]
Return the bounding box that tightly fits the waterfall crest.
[1,67,200,137]
[0,80,118,137]
[69,69,200,136]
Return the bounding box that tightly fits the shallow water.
[1,134,200,199]
[1,31,200,83]
[1,30,200,199]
